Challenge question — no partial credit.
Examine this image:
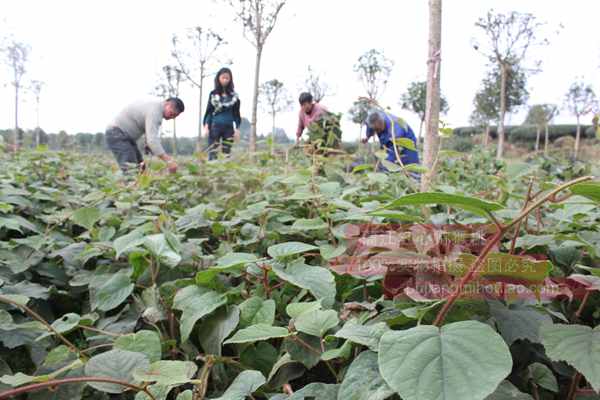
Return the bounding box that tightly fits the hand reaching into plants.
[202,124,209,137]
[361,137,369,144]
[234,129,241,142]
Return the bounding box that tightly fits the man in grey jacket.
[105,97,184,173]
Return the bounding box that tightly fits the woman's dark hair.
[214,67,235,94]
[299,92,313,105]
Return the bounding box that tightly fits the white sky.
[1,0,600,142]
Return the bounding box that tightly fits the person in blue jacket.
[362,110,420,174]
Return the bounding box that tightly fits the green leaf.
[267,242,318,258]
[91,271,134,312]
[321,339,352,361]
[294,309,339,337]
[287,383,339,399]
[447,252,552,284]
[213,252,258,270]
[338,350,394,400]
[319,244,347,260]
[176,390,193,400]
[84,349,150,394]
[541,323,600,392]
[271,258,336,304]
[198,306,240,356]
[37,313,81,341]
[291,218,328,231]
[144,234,181,268]
[378,320,512,400]
[70,207,101,231]
[224,324,290,344]
[114,330,162,363]
[570,182,600,203]
[173,286,227,343]
[529,362,558,393]
[113,228,149,259]
[286,301,323,318]
[239,297,275,328]
[489,301,552,345]
[240,342,278,377]
[367,210,423,222]
[383,192,504,217]
[134,384,173,400]
[485,381,533,400]
[334,320,390,351]
[133,360,197,386]
[392,137,417,151]
[211,370,265,400]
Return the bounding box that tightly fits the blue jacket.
[366,113,420,165]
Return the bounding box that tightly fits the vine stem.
[567,372,582,400]
[433,176,592,327]
[509,179,534,255]
[575,291,591,320]
[0,377,156,400]
[77,325,123,338]
[0,295,79,355]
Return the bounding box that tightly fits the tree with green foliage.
[400,80,449,140]
[473,10,550,159]
[354,49,393,101]
[226,0,287,155]
[259,79,292,154]
[523,104,558,153]
[470,62,529,146]
[564,80,597,159]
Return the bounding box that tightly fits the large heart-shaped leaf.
[84,349,150,393]
[37,313,80,340]
[173,286,226,343]
[239,297,275,328]
[71,207,101,231]
[541,323,600,392]
[271,258,336,304]
[143,234,181,268]
[291,218,328,231]
[211,370,265,400]
[198,306,240,356]
[268,242,318,258]
[224,324,290,344]
[378,320,512,400]
[114,330,162,363]
[213,252,258,270]
[382,192,504,217]
[294,309,339,337]
[338,350,394,400]
[133,360,197,386]
[334,321,390,351]
[91,272,134,312]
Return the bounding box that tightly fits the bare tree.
[260,79,292,155]
[304,66,330,103]
[353,49,393,101]
[2,38,30,149]
[171,27,227,148]
[564,80,597,159]
[474,10,551,159]
[420,0,442,192]
[154,65,183,155]
[30,80,44,146]
[226,0,287,154]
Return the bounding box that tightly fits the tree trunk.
[250,46,263,155]
[535,125,541,152]
[574,116,581,159]
[197,64,205,152]
[544,125,549,156]
[14,83,20,150]
[497,62,508,160]
[420,0,442,192]
[484,125,490,147]
[418,119,424,142]
[271,112,276,155]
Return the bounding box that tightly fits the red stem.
[567,372,582,400]
[0,377,156,400]
[433,229,504,327]
[575,291,591,320]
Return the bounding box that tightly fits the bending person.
[203,67,241,160]
[362,110,420,174]
[295,92,328,144]
[106,97,184,173]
